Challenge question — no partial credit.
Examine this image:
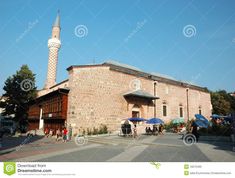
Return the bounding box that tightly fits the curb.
[0,147,16,155]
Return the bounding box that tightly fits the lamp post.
[186,87,190,131]
[153,81,158,118]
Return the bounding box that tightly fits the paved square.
[0,133,235,162]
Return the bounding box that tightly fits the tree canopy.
[211,90,235,115]
[0,65,37,125]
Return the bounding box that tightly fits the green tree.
[0,65,37,128]
[211,90,235,115]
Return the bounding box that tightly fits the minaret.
[44,11,61,89]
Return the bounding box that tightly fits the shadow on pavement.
[200,139,234,152]
[0,135,44,155]
[179,133,234,153]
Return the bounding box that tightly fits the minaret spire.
[44,11,61,89]
[53,10,60,28]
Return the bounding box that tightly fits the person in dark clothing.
[158,124,164,135]
[133,124,137,138]
[191,121,199,142]
[152,125,158,135]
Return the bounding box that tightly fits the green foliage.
[210,90,235,115]
[0,65,37,126]
[198,124,231,136]
[164,123,175,131]
[86,128,92,135]
[93,127,98,135]
[98,124,108,134]
[83,125,108,135]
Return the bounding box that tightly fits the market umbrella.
[194,119,208,128]
[172,117,185,124]
[194,114,209,128]
[195,114,209,123]
[146,118,164,125]
[210,114,221,119]
[211,114,232,121]
[128,117,146,122]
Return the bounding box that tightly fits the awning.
[123,90,159,100]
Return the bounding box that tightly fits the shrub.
[164,122,175,131]
[93,127,98,135]
[82,129,86,136]
[98,124,108,134]
[198,123,231,136]
[87,128,92,135]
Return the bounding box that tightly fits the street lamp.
[186,88,189,121]
[186,87,190,131]
[153,81,158,118]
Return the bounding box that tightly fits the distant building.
[28,12,212,134]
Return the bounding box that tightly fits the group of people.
[145,124,164,135]
[173,123,186,133]
[44,125,72,143]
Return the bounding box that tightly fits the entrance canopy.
[123,90,159,100]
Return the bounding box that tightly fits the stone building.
[66,61,212,133]
[28,12,212,134]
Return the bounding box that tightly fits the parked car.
[0,119,16,135]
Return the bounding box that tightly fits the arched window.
[162,101,167,117]
[179,104,183,117]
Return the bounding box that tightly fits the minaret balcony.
[48,38,61,48]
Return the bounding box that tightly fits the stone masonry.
[67,64,212,134]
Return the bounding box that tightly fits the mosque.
[28,12,212,134]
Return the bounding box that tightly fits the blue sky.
[0,0,235,94]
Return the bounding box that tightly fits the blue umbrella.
[128,117,146,122]
[146,118,164,125]
[211,114,232,121]
[210,114,221,119]
[194,114,209,128]
[194,119,208,128]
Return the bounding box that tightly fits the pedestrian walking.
[153,125,158,135]
[56,128,61,141]
[44,127,49,137]
[49,129,53,137]
[133,124,137,138]
[158,124,164,135]
[62,127,68,143]
[68,124,72,140]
